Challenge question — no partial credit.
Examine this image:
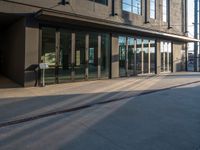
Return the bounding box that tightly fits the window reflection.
[136,38,142,74]
[41,27,56,84]
[128,37,135,75]
[161,41,172,72]
[122,0,142,15]
[119,36,127,77]
[89,33,98,79]
[75,32,86,80]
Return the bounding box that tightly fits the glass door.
[143,39,149,74]
[128,37,136,76]
[101,34,110,78]
[75,32,86,80]
[58,30,72,83]
[161,41,172,72]
[89,33,98,79]
[41,27,56,84]
[136,38,143,74]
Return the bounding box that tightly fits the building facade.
[0,0,197,87]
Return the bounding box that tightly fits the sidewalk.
[0,72,200,150]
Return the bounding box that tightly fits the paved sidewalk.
[0,72,200,150]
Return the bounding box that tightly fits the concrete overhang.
[35,9,200,43]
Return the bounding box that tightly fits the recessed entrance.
[40,27,110,85]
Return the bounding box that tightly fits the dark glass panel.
[41,27,56,84]
[136,38,142,74]
[89,33,98,79]
[128,37,135,76]
[143,39,149,74]
[150,40,156,73]
[101,33,110,78]
[75,32,86,80]
[59,30,71,83]
[119,36,127,77]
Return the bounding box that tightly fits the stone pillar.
[156,39,161,74]
[172,42,183,72]
[24,17,39,87]
[111,34,119,78]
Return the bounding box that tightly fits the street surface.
[0,72,200,150]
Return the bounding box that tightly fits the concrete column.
[85,34,89,80]
[24,17,39,87]
[148,40,151,74]
[111,34,119,78]
[71,33,75,80]
[172,42,183,72]
[156,39,161,74]
[98,34,101,79]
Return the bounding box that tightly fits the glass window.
[161,41,171,72]
[133,0,142,14]
[101,34,110,78]
[89,33,98,79]
[119,36,127,77]
[41,27,56,84]
[59,30,72,83]
[150,40,155,73]
[128,37,135,75]
[89,0,108,5]
[150,0,156,19]
[136,38,142,74]
[163,0,167,22]
[143,39,149,74]
[75,32,86,80]
[122,0,142,15]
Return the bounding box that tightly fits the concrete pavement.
[0,72,200,150]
